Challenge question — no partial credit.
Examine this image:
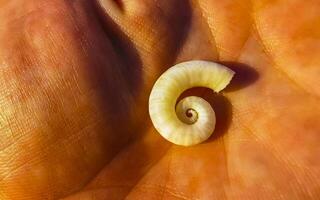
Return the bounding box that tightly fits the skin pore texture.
[0,0,319,199]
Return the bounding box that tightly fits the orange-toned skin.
[0,0,319,199]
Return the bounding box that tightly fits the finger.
[97,0,218,77]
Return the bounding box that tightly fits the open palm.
[0,0,319,199]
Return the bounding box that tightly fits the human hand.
[0,0,319,199]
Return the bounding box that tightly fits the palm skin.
[0,0,319,199]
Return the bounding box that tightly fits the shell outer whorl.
[149,60,235,146]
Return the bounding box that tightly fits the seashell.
[149,60,235,146]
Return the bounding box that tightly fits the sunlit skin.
[0,0,319,199]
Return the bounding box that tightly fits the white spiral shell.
[149,60,235,146]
